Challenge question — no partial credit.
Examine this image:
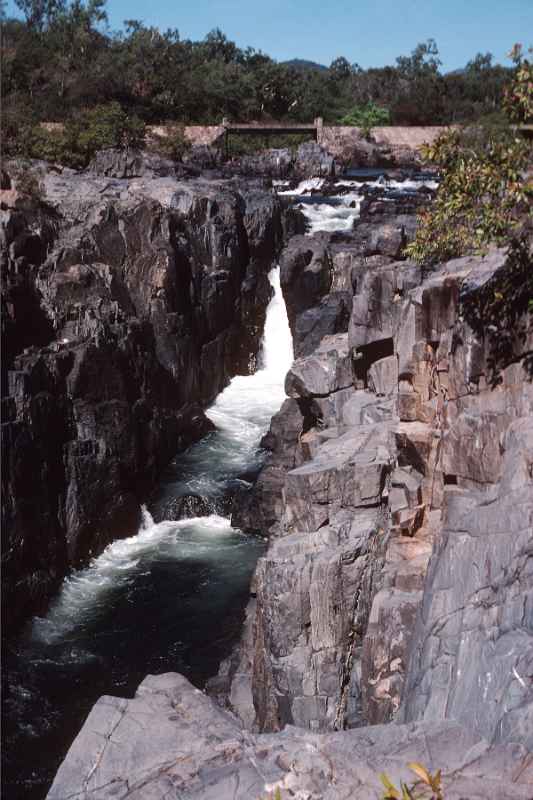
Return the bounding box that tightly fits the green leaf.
[379,773,400,798]
[408,762,432,785]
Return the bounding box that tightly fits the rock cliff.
[220,244,533,744]
[46,168,533,798]
[1,161,283,632]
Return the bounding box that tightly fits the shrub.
[404,127,531,265]
[226,132,309,157]
[148,124,191,161]
[339,103,391,138]
[405,46,533,267]
[65,102,146,167]
[4,102,146,169]
[380,762,444,799]
[10,162,45,201]
[503,44,533,122]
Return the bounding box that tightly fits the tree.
[14,0,64,30]
[405,50,532,266]
[329,56,352,80]
[396,38,441,78]
[504,43,533,122]
[465,52,494,72]
[0,10,526,130]
[339,103,391,136]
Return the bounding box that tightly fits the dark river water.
[2,268,292,800]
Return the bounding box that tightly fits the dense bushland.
[2,0,523,158]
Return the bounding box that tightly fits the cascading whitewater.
[3,266,294,800]
[31,266,293,640]
[277,174,439,235]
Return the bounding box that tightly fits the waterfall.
[259,266,294,376]
[28,266,293,643]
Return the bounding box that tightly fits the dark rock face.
[223,142,341,180]
[88,148,184,179]
[1,165,283,632]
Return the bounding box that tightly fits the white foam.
[206,266,293,446]
[31,268,294,644]
[295,195,362,234]
[275,174,438,235]
[31,511,233,644]
[277,177,325,196]
[336,177,438,191]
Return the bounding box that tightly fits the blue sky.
[5,0,533,71]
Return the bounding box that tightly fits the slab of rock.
[282,424,392,533]
[368,354,398,396]
[285,333,353,398]
[400,414,533,748]
[47,671,533,800]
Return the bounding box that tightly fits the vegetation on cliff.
[405,47,532,386]
[405,46,532,266]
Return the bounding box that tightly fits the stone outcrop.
[223,242,533,741]
[23,161,533,798]
[223,142,340,180]
[47,672,532,800]
[1,164,283,632]
[178,124,452,170]
[318,126,451,167]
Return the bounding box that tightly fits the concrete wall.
[371,126,451,147]
[38,121,451,158]
[183,125,226,147]
[316,125,451,162]
[181,124,451,155]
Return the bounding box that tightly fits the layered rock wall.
[43,171,533,800]
[1,164,283,631]
[220,234,533,743]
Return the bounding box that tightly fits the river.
[2,267,293,800]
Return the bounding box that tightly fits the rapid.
[2,267,293,800]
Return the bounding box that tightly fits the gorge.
[1,144,532,800]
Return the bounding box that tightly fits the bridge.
[221,119,321,156]
[179,120,459,158]
[223,118,321,138]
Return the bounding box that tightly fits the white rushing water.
[31,509,234,643]
[31,267,293,644]
[207,265,293,441]
[296,196,363,234]
[276,175,439,235]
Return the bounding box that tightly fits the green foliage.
[148,124,190,161]
[404,128,531,265]
[503,44,533,122]
[1,4,523,130]
[380,762,444,800]
[405,50,533,267]
[339,102,391,137]
[67,102,145,164]
[5,103,145,168]
[396,39,441,79]
[226,132,309,157]
[263,787,282,800]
